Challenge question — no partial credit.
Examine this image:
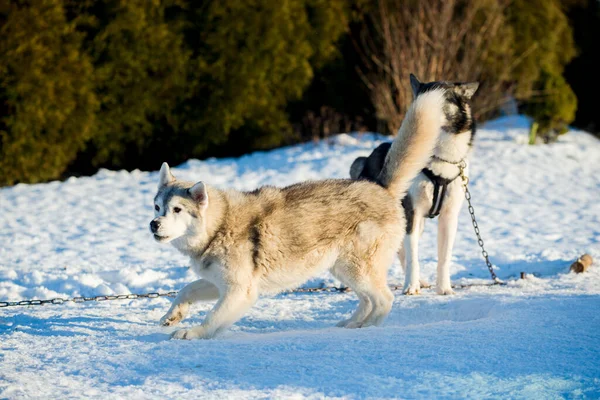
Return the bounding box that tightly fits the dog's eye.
[173,207,181,214]
[154,205,160,211]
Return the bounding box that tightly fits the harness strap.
[422,168,457,218]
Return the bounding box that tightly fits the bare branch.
[355,0,519,133]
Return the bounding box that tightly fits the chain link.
[459,162,503,284]
[0,291,178,308]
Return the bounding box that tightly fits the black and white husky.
[350,74,479,295]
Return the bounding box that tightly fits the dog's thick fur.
[350,75,479,296]
[150,87,447,339]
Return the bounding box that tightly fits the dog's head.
[410,74,479,137]
[150,163,209,245]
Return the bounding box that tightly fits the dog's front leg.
[399,235,430,289]
[171,284,258,340]
[160,279,220,326]
[403,216,423,295]
[436,211,458,295]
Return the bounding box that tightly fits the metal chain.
[459,161,503,284]
[1,279,507,308]
[0,288,355,308]
[0,291,178,308]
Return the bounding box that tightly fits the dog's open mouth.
[153,234,170,242]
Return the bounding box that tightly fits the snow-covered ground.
[1,116,599,399]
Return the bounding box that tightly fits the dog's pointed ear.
[410,74,421,98]
[158,162,175,188]
[349,157,367,180]
[189,181,208,209]
[454,82,479,99]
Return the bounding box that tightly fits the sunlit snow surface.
[1,116,599,398]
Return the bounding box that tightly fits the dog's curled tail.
[377,89,446,199]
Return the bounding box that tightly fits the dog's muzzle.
[150,219,170,242]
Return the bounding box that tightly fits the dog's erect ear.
[410,74,421,98]
[158,162,175,189]
[454,82,479,99]
[349,157,367,180]
[189,181,208,209]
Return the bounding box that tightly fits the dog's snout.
[150,220,161,233]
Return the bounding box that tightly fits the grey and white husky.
[150,81,448,339]
[350,75,479,295]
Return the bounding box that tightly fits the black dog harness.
[421,168,460,218]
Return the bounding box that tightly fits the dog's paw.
[171,329,194,340]
[159,303,188,326]
[403,284,421,295]
[171,327,209,340]
[160,313,182,327]
[336,319,351,328]
[344,321,363,329]
[160,308,186,326]
[436,286,455,296]
[336,319,364,328]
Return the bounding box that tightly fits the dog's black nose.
[150,220,160,233]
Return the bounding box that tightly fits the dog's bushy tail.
[377,89,446,199]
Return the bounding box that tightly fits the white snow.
[1,116,599,398]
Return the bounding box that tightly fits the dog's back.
[226,179,401,293]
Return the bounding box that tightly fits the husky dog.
[150,84,447,339]
[350,74,479,296]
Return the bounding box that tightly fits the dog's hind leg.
[331,262,373,328]
[171,283,258,340]
[335,293,372,328]
[342,248,395,328]
[360,279,394,328]
[335,290,373,328]
[160,279,220,326]
[339,278,392,329]
[362,249,396,327]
